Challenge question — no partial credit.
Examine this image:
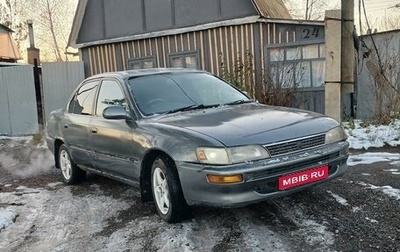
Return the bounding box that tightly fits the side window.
[96,80,127,116]
[68,81,98,115]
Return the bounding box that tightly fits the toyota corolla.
[46,68,349,223]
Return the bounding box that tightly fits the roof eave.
[0,23,14,33]
[251,0,292,19]
[67,0,88,48]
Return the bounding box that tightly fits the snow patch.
[47,182,63,188]
[347,152,400,166]
[359,182,400,200]
[365,217,379,224]
[383,169,400,175]
[267,158,281,164]
[300,219,334,247]
[344,120,400,149]
[291,209,335,249]
[326,190,349,206]
[0,208,18,231]
[238,212,288,252]
[0,136,32,143]
[383,169,399,172]
[0,186,131,251]
[390,161,400,166]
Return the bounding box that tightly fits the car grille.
[264,134,325,157]
[250,152,340,181]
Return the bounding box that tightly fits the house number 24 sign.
[302,27,321,39]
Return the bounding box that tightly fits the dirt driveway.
[0,139,399,252]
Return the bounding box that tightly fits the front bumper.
[177,141,349,207]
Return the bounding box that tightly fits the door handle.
[91,127,98,134]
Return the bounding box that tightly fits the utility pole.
[325,1,355,122]
[341,0,355,118]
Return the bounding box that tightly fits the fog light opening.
[207,174,243,184]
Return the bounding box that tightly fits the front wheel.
[151,156,191,223]
[58,144,86,184]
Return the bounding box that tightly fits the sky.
[354,0,400,31]
[289,0,400,32]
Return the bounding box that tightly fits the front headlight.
[325,126,347,144]
[196,145,270,165]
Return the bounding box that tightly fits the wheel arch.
[54,139,64,168]
[140,149,179,203]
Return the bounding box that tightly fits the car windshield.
[127,72,251,116]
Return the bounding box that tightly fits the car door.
[63,80,98,167]
[90,78,140,181]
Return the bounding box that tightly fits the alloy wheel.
[60,149,72,180]
[152,167,170,215]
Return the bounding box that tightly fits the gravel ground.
[0,139,399,251]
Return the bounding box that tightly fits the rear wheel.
[58,144,86,184]
[151,156,191,223]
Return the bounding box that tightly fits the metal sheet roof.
[251,0,291,19]
[68,0,292,49]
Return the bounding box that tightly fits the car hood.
[148,103,339,146]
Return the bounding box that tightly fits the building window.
[303,44,319,59]
[267,43,325,88]
[127,56,155,70]
[169,51,199,69]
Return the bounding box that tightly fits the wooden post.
[341,0,355,118]
[341,0,355,92]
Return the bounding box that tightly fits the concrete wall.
[77,0,258,44]
[41,62,85,121]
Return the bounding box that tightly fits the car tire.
[58,144,86,184]
[151,155,191,223]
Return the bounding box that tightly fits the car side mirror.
[103,106,132,120]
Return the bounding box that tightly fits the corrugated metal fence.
[0,62,85,136]
[0,65,38,136]
[42,62,85,121]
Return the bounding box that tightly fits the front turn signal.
[207,174,243,184]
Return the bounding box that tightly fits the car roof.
[85,68,206,81]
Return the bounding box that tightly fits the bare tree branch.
[14,0,77,62]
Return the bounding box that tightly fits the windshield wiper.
[164,104,218,115]
[224,99,253,106]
